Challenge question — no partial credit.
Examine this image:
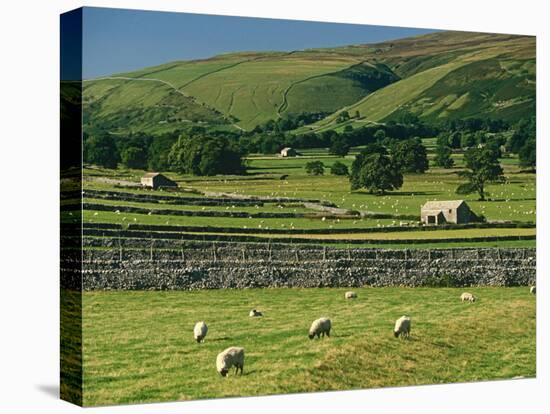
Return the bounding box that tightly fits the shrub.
[330,161,349,176]
[305,161,325,175]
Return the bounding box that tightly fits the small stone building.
[420,200,476,225]
[140,173,177,190]
[280,147,297,157]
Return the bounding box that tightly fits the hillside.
[82,30,535,135]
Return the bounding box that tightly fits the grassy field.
[80,287,535,406]
[78,144,535,249]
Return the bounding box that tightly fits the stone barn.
[420,200,477,225]
[280,147,297,157]
[141,173,177,190]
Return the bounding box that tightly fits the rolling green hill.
[82,30,535,135]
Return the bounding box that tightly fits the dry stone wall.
[61,244,536,290]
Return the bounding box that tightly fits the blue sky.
[81,7,437,79]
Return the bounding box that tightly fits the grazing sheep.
[345,291,357,299]
[394,316,411,339]
[460,292,476,302]
[249,309,263,317]
[530,286,536,295]
[216,347,245,377]
[308,317,331,339]
[193,321,208,343]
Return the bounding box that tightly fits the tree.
[434,144,454,168]
[396,111,420,125]
[148,133,178,171]
[305,161,325,175]
[508,117,535,153]
[374,129,386,142]
[519,139,536,170]
[460,132,476,149]
[343,125,354,133]
[350,148,403,194]
[456,147,504,201]
[448,131,462,149]
[329,137,350,157]
[168,134,245,176]
[260,135,285,154]
[337,111,350,123]
[392,138,429,173]
[436,132,450,147]
[83,133,119,168]
[330,161,349,176]
[121,146,148,169]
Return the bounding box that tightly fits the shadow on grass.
[209,337,231,342]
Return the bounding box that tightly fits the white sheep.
[193,321,208,343]
[530,286,536,295]
[249,309,263,317]
[345,291,357,299]
[394,315,411,339]
[308,317,331,339]
[460,292,476,302]
[216,346,245,377]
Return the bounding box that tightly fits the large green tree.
[434,144,454,169]
[329,137,350,157]
[168,134,245,176]
[121,146,148,169]
[350,146,403,194]
[83,133,119,168]
[148,133,178,171]
[456,147,504,201]
[519,139,536,170]
[508,117,535,153]
[392,137,429,173]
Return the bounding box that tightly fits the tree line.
[83,113,535,190]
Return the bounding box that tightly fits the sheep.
[249,309,263,317]
[345,291,357,299]
[308,317,331,339]
[393,315,411,339]
[216,347,245,377]
[193,321,208,343]
[530,286,536,295]
[460,292,476,302]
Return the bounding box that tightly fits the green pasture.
[84,198,315,214]
[182,160,536,224]
[80,147,535,248]
[78,287,536,406]
[81,210,402,230]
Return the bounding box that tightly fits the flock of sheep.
[193,287,536,377]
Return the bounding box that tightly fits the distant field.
[78,144,535,249]
[78,287,536,406]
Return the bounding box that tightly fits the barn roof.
[421,200,466,210]
[142,172,161,178]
